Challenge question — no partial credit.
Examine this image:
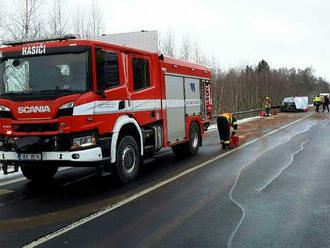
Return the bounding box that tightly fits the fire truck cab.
[0,35,212,183]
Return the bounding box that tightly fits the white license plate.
[18,153,42,161]
[6,165,17,173]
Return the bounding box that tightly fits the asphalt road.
[1,112,330,248]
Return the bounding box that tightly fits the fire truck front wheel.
[20,163,59,183]
[115,135,140,183]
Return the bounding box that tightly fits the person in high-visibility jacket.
[265,96,271,116]
[314,95,321,112]
[217,113,238,149]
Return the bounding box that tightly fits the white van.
[319,93,329,99]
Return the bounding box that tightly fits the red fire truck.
[0,35,212,183]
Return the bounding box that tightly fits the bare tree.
[48,0,68,36]
[3,0,45,40]
[71,7,89,38]
[89,0,104,37]
[0,4,5,41]
[159,31,176,57]
[179,36,192,61]
[70,1,105,38]
[192,42,207,65]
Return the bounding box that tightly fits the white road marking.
[23,113,313,248]
[0,167,71,187]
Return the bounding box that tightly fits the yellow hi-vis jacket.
[220,113,238,133]
[265,100,271,109]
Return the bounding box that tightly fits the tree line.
[211,62,330,114]
[159,32,330,114]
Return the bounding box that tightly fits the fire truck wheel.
[116,135,140,183]
[20,163,58,182]
[172,122,200,156]
[185,122,201,155]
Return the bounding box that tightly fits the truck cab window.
[96,50,120,90]
[5,60,30,92]
[132,57,150,91]
[0,51,90,98]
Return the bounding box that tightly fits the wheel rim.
[192,129,199,148]
[121,146,136,174]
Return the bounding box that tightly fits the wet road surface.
[1,112,330,248]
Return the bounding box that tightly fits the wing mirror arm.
[95,89,106,98]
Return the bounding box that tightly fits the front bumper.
[0,147,103,163]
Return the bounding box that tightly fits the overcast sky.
[72,0,329,80]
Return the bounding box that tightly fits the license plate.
[18,153,42,161]
[6,165,16,173]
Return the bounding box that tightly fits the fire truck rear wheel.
[116,135,140,183]
[172,122,201,156]
[185,122,201,155]
[20,163,58,183]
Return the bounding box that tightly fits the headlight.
[60,101,74,109]
[71,135,96,149]
[0,105,13,119]
[0,105,10,112]
[56,101,74,117]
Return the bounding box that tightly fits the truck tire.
[21,163,58,183]
[115,135,140,183]
[184,122,201,155]
[172,122,201,156]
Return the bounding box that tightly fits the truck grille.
[13,123,59,133]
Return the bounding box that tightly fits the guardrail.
[232,109,262,119]
[212,106,281,120]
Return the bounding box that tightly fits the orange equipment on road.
[229,136,240,148]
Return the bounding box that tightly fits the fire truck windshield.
[0,51,90,100]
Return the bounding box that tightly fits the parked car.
[280,97,309,112]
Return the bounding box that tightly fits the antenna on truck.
[2,34,77,46]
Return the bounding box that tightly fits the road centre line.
[23,113,312,248]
